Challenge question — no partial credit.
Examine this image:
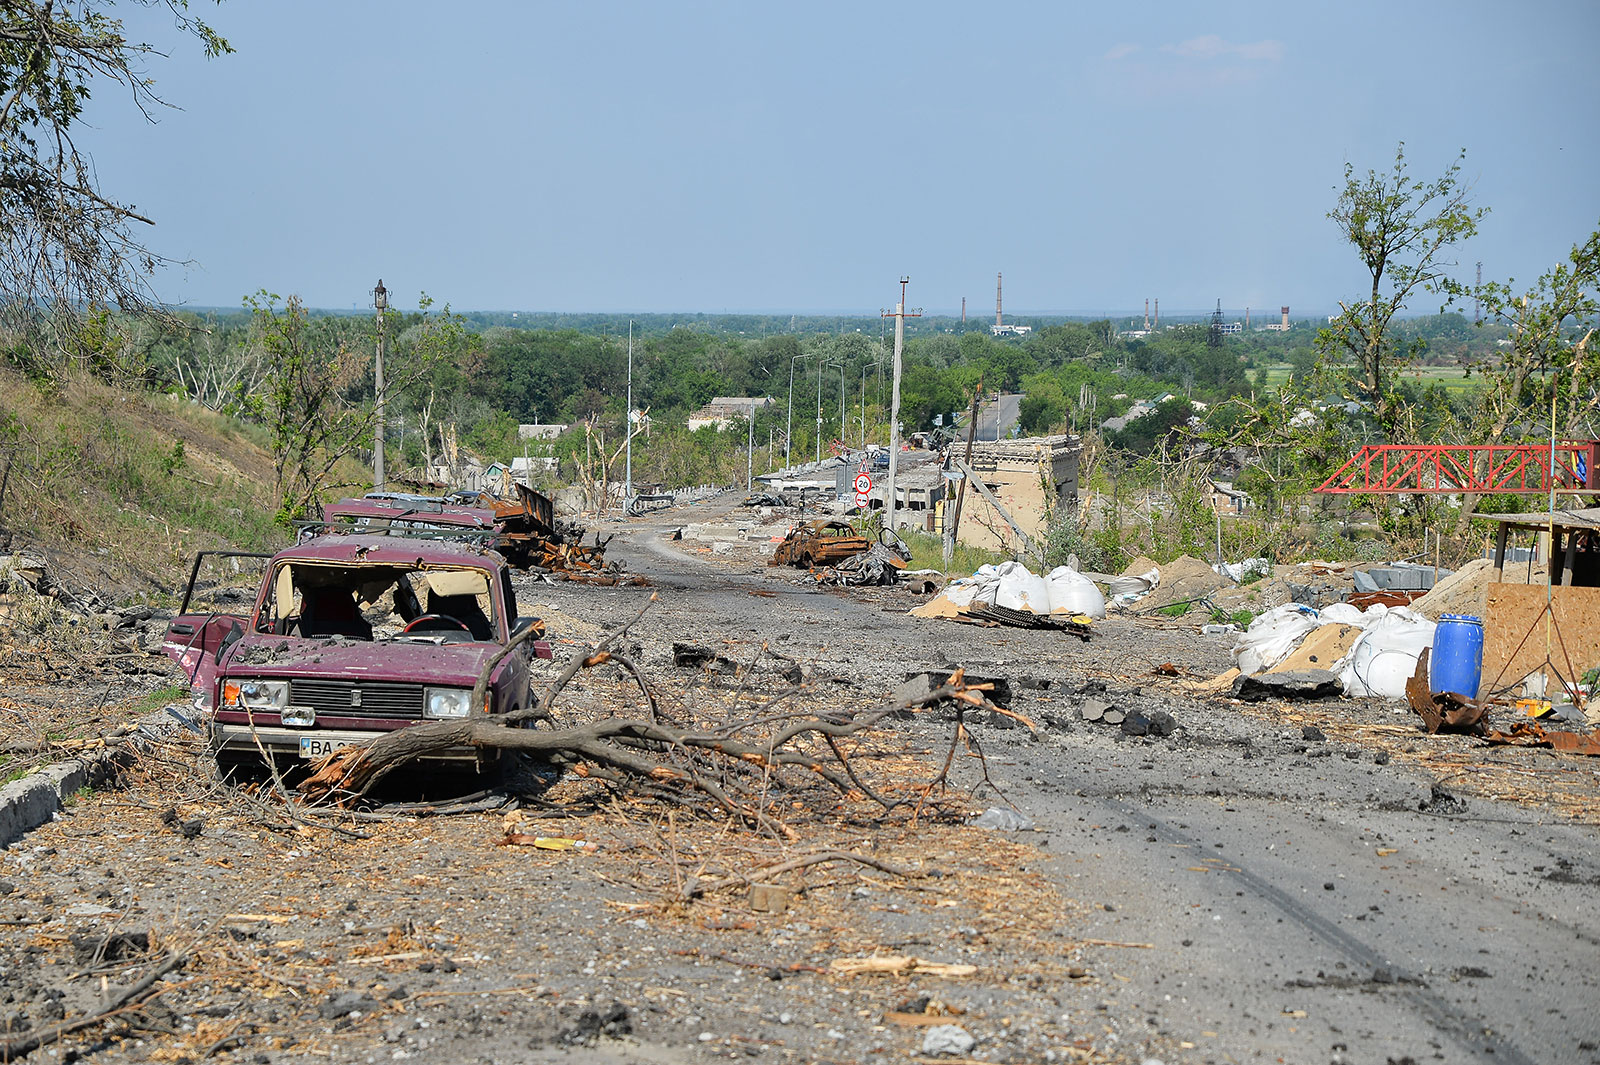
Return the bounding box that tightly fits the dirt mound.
[1411,557,1549,620]
[1121,555,1160,577]
[1136,554,1228,612]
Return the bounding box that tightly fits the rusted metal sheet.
[1405,647,1488,734]
[1485,720,1600,757]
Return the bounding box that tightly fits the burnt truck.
[161,532,553,783]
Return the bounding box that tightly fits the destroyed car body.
[772,519,871,567]
[162,535,553,779]
[304,498,499,543]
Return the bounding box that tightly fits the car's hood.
[223,634,501,687]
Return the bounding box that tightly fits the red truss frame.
[1315,441,1600,495]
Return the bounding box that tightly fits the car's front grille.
[289,679,425,719]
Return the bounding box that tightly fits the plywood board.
[1480,583,1600,699]
[1267,623,1362,674]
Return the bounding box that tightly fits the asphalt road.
[972,393,1023,441]
[1,497,1594,1065]
[608,507,1600,1065]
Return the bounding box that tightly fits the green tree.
[1317,143,1486,433]
[0,2,230,368]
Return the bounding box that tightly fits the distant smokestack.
[1154,298,1159,330]
[961,296,966,322]
[1281,305,1289,329]
[1245,306,1250,329]
[1144,298,1149,330]
[995,272,1003,328]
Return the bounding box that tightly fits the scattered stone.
[1146,709,1179,737]
[180,818,204,839]
[1324,882,1335,891]
[1374,750,1391,765]
[1080,698,1114,723]
[1120,711,1150,736]
[1301,725,1326,742]
[1232,670,1342,703]
[318,992,381,1019]
[558,1002,632,1045]
[1453,966,1492,979]
[1421,783,1467,814]
[921,1024,976,1056]
[1102,708,1126,726]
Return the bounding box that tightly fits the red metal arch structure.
[1315,441,1600,495]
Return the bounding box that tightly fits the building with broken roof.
[953,434,1080,554]
[687,397,775,432]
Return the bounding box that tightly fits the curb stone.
[0,710,183,848]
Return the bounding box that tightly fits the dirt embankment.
[1,369,280,601]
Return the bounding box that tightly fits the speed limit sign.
[853,472,872,493]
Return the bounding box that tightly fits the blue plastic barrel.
[1431,614,1484,699]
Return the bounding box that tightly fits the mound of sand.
[1136,554,1229,612]
[1411,557,1549,620]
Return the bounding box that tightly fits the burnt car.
[771,519,871,568]
[161,534,553,784]
[304,497,499,544]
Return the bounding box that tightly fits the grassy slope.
[1,369,283,603]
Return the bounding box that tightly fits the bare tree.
[0,2,231,370]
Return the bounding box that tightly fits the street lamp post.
[624,320,634,514]
[815,355,824,465]
[785,352,812,470]
[373,279,387,490]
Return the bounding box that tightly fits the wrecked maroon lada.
[162,534,553,780]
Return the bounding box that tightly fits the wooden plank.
[1480,583,1600,699]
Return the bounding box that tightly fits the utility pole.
[746,402,755,489]
[373,279,387,490]
[881,277,921,537]
[943,374,983,568]
[624,320,633,514]
[815,354,824,464]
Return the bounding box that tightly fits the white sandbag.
[1338,607,1436,698]
[1315,602,1367,627]
[992,561,1052,613]
[944,563,1000,608]
[1232,604,1321,675]
[1108,567,1160,603]
[1214,557,1270,582]
[1044,566,1106,619]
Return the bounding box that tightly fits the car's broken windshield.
[255,563,497,641]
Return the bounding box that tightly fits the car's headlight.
[223,679,289,709]
[424,687,472,719]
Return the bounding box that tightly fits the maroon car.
[162,534,553,783]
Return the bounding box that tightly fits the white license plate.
[298,735,355,759]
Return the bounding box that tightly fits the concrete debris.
[921,1024,977,1056]
[1232,669,1343,702]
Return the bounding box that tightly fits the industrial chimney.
[961,296,966,323]
[1281,306,1289,330]
[1153,298,1159,330]
[995,272,1003,328]
[1144,298,1150,331]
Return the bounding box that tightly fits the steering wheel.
[401,613,470,634]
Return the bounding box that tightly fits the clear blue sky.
[90,0,1600,318]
